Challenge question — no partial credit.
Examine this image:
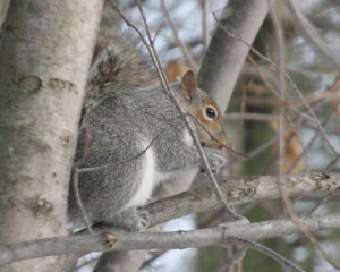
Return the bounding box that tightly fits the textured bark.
[146,173,337,227]
[198,0,270,112]
[0,0,9,29]
[0,1,103,271]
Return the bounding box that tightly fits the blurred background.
[79,0,340,271]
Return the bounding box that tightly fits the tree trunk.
[0,0,9,29]
[0,1,103,271]
[198,0,270,112]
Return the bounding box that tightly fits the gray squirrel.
[67,42,228,231]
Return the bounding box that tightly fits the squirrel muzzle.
[199,128,228,150]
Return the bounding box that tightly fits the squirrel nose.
[201,130,228,149]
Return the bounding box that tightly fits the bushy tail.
[85,36,158,110]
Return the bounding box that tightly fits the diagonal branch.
[198,0,271,112]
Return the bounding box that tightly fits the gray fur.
[84,83,201,169]
[68,82,225,230]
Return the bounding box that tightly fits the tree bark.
[0,1,103,271]
[198,0,270,112]
[0,0,9,29]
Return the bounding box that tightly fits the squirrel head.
[178,70,228,150]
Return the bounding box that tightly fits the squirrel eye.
[204,106,217,120]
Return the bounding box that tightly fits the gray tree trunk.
[198,0,270,112]
[0,0,9,29]
[0,1,103,271]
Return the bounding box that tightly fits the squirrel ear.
[180,70,197,102]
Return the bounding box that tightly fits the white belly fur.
[124,138,156,208]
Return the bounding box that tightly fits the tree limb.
[145,172,338,227]
[1,212,340,266]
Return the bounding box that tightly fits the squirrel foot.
[96,207,149,232]
[202,148,227,174]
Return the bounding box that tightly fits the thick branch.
[198,0,270,112]
[145,173,338,227]
[1,213,340,265]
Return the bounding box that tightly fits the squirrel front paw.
[203,148,227,174]
[122,207,149,231]
[100,207,149,231]
[135,208,149,230]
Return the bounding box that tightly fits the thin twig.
[246,135,278,160]
[225,112,276,122]
[311,186,340,214]
[287,111,334,174]
[160,0,198,71]
[73,168,97,234]
[223,237,305,272]
[271,0,288,220]
[286,74,338,156]
[244,54,308,172]
[201,0,209,50]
